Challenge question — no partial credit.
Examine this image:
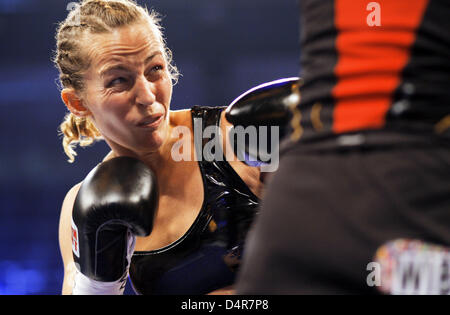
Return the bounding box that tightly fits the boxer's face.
[80,21,173,154]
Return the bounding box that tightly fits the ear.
[61,89,91,117]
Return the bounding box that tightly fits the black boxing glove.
[225,77,301,171]
[71,156,158,294]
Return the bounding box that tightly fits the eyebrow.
[99,51,163,78]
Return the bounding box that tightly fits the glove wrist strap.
[72,269,127,295]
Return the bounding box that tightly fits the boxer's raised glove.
[71,156,158,295]
[225,77,301,169]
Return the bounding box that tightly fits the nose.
[134,75,156,108]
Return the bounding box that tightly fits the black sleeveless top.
[129,106,260,295]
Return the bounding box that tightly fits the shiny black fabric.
[129,106,260,295]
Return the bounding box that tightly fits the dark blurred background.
[0,0,300,294]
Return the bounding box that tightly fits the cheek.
[89,95,133,131]
[157,74,173,105]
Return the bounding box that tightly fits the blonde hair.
[54,0,179,162]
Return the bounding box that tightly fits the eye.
[145,64,165,81]
[108,77,127,87]
[151,65,163,72]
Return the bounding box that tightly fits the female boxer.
[55,0,264,295]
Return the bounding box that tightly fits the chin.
[142,130,166,150]
[133,119,169,152]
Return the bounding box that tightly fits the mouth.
[136,113,164,129]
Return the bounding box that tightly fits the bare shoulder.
[219,110,264,199]
[169,109,192,127]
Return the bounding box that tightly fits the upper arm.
[219,110,264,199]
[58,182,82,295]
[220,109,239,163]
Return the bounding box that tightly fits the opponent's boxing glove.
[225,77,301,167]
[71,156,158,294]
